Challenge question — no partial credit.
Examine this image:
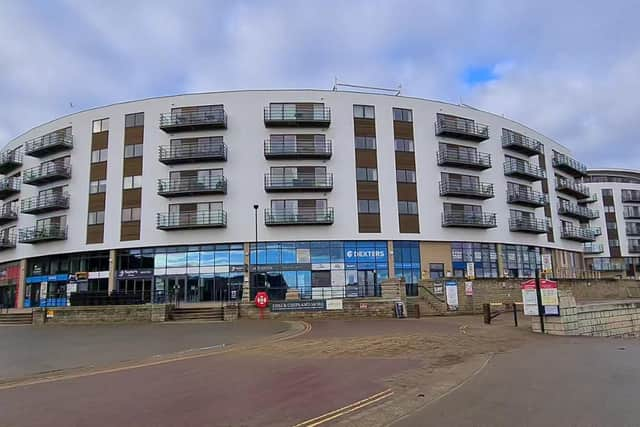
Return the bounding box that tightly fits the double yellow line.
[293,388,394,427]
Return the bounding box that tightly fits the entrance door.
[186,277,200,303]
[166,277,186,305]
[357,270,378,297]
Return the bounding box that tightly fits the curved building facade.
[0,89,600,308]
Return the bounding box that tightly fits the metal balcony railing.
[157,176,227,197]
[560,225,596,242]
[556,178,590,199]
[23,162,71,185]
[0,151,23,174]
[264,106,331,127]
[159,107,227,132]
[156,210,227,230]
[629,241,640,253]
[501,129,544,156]
[593,226,602,236]
[0,233,16,249]
[583,243,604,254]
[552,153,588,177]
[436,149,491,169]
[24,133,73,158]
[624,210,640,219]
[578,193,598,204]
[264,173,333,192]
[558,202,599,220]
[0,177,20,199]
[591,263,626,272]
[158,140,228,164]
[509,217,548,234]
[503,158,546,181]
[439,180,494,199]
[21,193,69,214]
[506,188,547,207]
[441,212,497,228]
[622,192,640,203]
[265,207,335,226]
[626,226,640,236]
[0,204,17,224]
[264,140,332,159]
[435,114,489,141]
[18,224,67,243]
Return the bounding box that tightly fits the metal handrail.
[264,140,332,156]
[439,180,494,197]
[158,139,227,161]
[264,173,333,189]
[417,284,446,303]
[560,224,596,241]
[622,192,640,203]
[157,176,227,194]
[436,149,491,167]
[553,153,587,175]
[583,243,604,254]
[21,193,70,212]
[509,216,548,232]
[18,224,67,242]
[0,204,17,218]
[264,106,331,122]
[435,114,489,138]
[555,178,590,197]
[628,241,640,253]
[503,158,546,179]
[159,108,226,128]
[23,162,71,183]
[506,189,547,205]
[156,210,227,228]
[264,208,335,225]
[501,129,544,154]
[558,202,599,219]
[0,150,23,165]
[0,177,20,192]
[442,212,497,227]
[24,133,73,155]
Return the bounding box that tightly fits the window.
[609,239,619,247]
[393,108,413,122]
[87,211,105,225]
[125,112,144,128]
[604,205,616,213]
[356,167,378,181]
[398,201,418,215]
[394,139,414,152]
[89,180,107,194]
[355,136,376,150]
[122,175,142,189]
[91,149,108,163]
[607,222,617,230]
[396,169,416,183]
[429,263,445,279]
[602,189,613,197]
[358,199,379,214]
[122,207,141,222]
[124,144,143,158]
[353,105,375,119]
[92,118,109,133]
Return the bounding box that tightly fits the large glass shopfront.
[451,242,542,278]
[249,241,389,300]
[0,262,19,309]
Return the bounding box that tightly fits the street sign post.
[254,291,269,320]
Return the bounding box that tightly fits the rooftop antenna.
[332,79,401,96]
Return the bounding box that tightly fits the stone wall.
[33,304,173,325]
[239,298,397,320]
[531,290,640,337]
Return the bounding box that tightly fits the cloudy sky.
[1,0,638,168]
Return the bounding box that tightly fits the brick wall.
[34,305,157,324]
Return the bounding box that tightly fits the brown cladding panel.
[124,127,144,145]
[123,157,143,176]
[89,162,108,181]
[393,121,414,139]
[91,131,109,150]
[354,118,376,137]
[358,213,381,233]
[610,247,621,257]
[120,221,141,241]
[395,152,416,170]
[88,193,106,211]
[399,214,420,233]
[544,204,552,217]
[356,182,379,200]
[541,179,549,194]
[122,188,142,208]
[355,149,378,168]
[86,224,104,244]
[397,183,417,201]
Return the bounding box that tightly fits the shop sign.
[433,282,444,295]
[311,263,331,271]
[465,281,473,296]
[26,274,70,284]
[117,269,154,279]
[445,280,459,310]
[230,265,246,273]
[521,279,559,316]
[88,271,109,279]
[542,254,553,274]
[46,310,55,318]
[325,299,343,310]
[344,248,387,264]
[466,262,475,280]
[270,300,326,312]
[250,264,312,273]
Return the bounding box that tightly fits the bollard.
[483,303,491,324]
[513,303,518,327]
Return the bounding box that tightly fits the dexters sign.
[344,248,387,267]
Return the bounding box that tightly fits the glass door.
[357,270,378,297]
[166,277,186,304]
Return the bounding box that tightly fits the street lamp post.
[253,204,259,298]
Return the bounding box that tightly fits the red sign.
[520,279,557,290]
[254,291,269,308]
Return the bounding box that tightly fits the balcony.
[503,159,546,181]
[24,133,73,158]
[264,106,331,127]
[593,226,602,236]
[578,193,598,205]
[501,129,544,156]
[265,208,335,226]
[622,192,640,203]
[509,217,548,234]
[624,210,640,219]
[629,242,640,253]
[439,180,494,199]
[436,149,491,170]
[556,179,590,199]
[626,227,640,236]
[23,162,71,186]
[157,176,227,197]
[0,205,17,225]
[158,140,228,164]
[0,234,16,250]
[552,153,587,178]
[21,193,69,215]
[435,114,489,141]
[264,140,332,159]
[558,202,599,220]
[561,225,596,242]
[0,177,21,199]
[156,210,227,230]
[584,243,604,254]
[507,189,547,208]
[159,107,227,133]
[441,212,497,228]
[0,151,22,175]
[18,224,67,243]
[264,174,333,192]
[591,262,626,272]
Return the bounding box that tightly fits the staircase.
[0,312,33,325]
[170,306,224,322]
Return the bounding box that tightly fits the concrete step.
[170,307,223,321]
[0,313,33,325]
